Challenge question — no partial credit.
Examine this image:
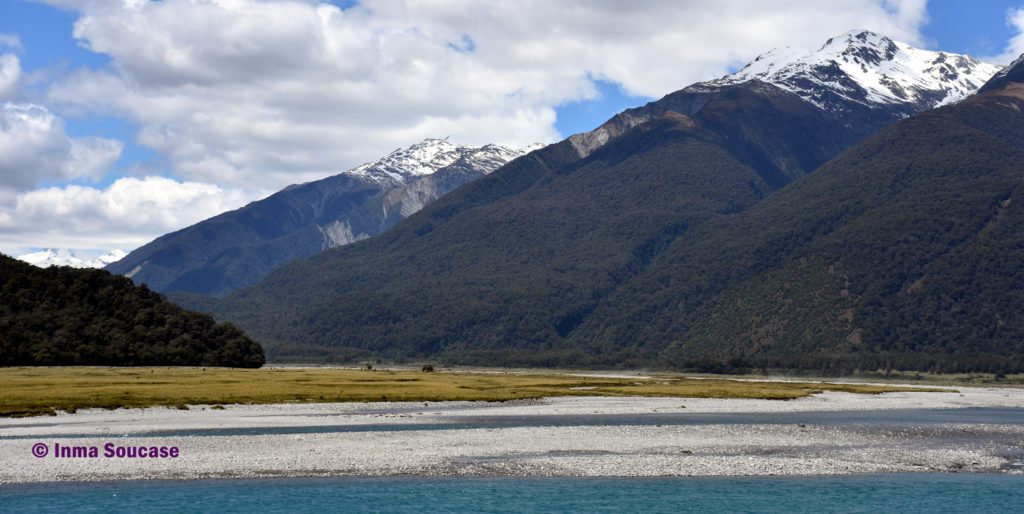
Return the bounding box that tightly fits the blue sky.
[0,0,1022,254]
[924,0,1021,56]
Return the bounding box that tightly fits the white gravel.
[2,387,1022,483]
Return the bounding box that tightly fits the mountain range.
[106,139,536,296]
[17,248,127,269]
[192,31,1023,373]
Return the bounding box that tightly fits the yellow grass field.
[0,366,946,417]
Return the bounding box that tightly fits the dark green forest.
[0,254,264,367]
[574,90,1024,374]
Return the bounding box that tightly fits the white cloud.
[0,34,22,100]
[42,0,932,193]
[0,102,122,191]
[0,176,251,254]
[0,0,934,255]
[0,53,20,100]
[0,98,247,254]
[985,7,1024,65]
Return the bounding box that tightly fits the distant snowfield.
[15,248,126,269]
[2,386,1022,482]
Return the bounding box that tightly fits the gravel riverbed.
[2,387,1022,483]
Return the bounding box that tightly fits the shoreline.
[5,470,1022,486]
[2,387,1023,484]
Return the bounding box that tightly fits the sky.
[0,0,1023,257]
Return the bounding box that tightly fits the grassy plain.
[0,366,947,417]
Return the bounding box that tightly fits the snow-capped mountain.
[318,140,540,247]
[348,139,538,184]
[17,248,127,269]
[107,138,542,296]
[570,30,1000,159]
[708,30,1001,113]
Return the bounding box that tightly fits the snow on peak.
[709,29,1002,112]
[456,144,526,174]
[345,138,540,183]
[17,248,127,269]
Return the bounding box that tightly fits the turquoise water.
[2,474,1022,513]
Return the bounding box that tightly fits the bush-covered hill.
[0,254,264,367]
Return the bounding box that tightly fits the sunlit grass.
[0,366,946,417]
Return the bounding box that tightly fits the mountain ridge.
[106,139,537,296]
